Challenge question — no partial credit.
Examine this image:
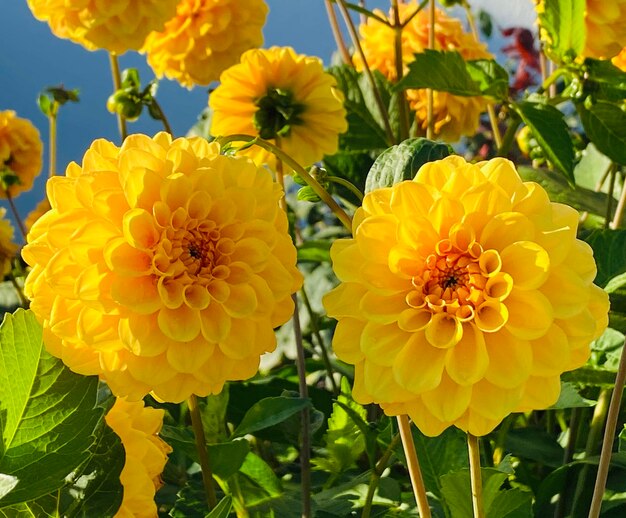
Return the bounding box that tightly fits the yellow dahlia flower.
[0,110,43,198]
[612,48,626,71]
[583,0,626,59]
[210,47,348,171]
[143,0,268,88]
[0,208,17,278]
[23,132,303,402]
[27,0,179,54]
[354,2,492,142]
[105,398,171,518]
[323,156,609,437]
[25,197,51,235]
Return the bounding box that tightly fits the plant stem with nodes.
[397,415,432,518]
[426,0,435,140]
[48,109,57,177]
[188,394,218,510]
[108,53,128,142]
[391,0,410,141]
[468,434,485,518]
[324,0,353,66]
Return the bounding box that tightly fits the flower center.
[253,87,305,139]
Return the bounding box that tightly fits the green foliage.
[577,100,626,166]
[583,229,626,287]
[232,395,311,438]
[536,0,586,62]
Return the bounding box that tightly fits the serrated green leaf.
[537,0,586,61]
[297,186,322,202]
[583,229,626,286]
[0,310,101,507]
[232,396,311,438]
[577,100,626,166]
[365,138,452,193]
[206,495,232,518]
[466,59,510,100]
[513,101,575,181]
[551,381,595,409]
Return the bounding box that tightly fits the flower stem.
[468,434,485,518]
[496,111,521,158]
[362,432,402,518]
[335,0,396,144]
[426,0,435,140]
[397,415,431,517]
[151,98,173,136]
[604,164,617,229]
[391,0,410,141]
[48,111,57,177]
[324,0,353,66]
[108,53,128,142]
[610,167,625,229]
[188,394,218,510]
[554,407,582,518]
[6,190,27,240]
[216,134,353,231]
[589,337,626,518]
[327,175,364,202]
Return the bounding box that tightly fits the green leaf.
[551,381,595,409]
[537,0,586,61]
[562,366,619,386]
[513,101,575,181]
[504,427,565,467]
[604,277,626,335]
[583,229,626,286]
[577,100,626,165]
[323,149,378,195]
[297,240,332,263]
[232,396,311,438]
[239,452,282,498]
[297,186,322,202]
[0,310,101,507]
[365,138,452,193]
[583,58,626,103]
[466,59,510,100]
[206,495,233,518]
[574,142,612,191]
[37,94,52,117]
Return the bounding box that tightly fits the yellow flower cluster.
[143,0,268,88]
[0,208,17,278]
[23,133,302,403]
[27,0,178,54]
[0,110,43,199]
[584,0,626,59]
[105,398,171,518]
[210,47,348,171]
[354,2,492,142]
[324,156,609,437]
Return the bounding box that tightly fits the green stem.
[400,0,429,29]
[391,0,410,141]
[151,98,173,135]
[6,190,26,240]
[362,433,402,518]
[397,415,432,517]
[536,67,566,96]
[589,338,626,518]
[610,168,625,229]
[554,408,582,518]
[468,434,485,518]
[216,134,353,231]
[108,53,128,142]
[604,164,617,229]
[327,175,364,201]
[496,112,521,158]
[188,394,218,510]
[48,111,57,177]
[426,0,435,140]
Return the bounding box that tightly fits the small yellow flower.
[210,47,348,171]
[143,0,268,88]
[27,0,179,54]
[0,208,17,278]
[0,111,43,199]
[105,398,171,518]
[23,133,303,402]
[584,0,626,59]
[323,156,609,437]
[612,48,626,71]
[354,2,493,142]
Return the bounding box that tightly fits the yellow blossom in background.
[25,197,51,235]
[583,0,626,59]
[0,110,43,198]
[323,156,609,437]
[143,0,268,88]
[0,208,17,278]
[105,398,171,518]
[612,48,626,71]
[210,47,347,171]
[27,0,179,54]
[23,132,303,402]
[354,2,492,142]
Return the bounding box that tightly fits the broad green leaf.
[583,229,626,286]
[239,452,282,498]
[232,396,311,438]
[562,366,619,386]
[551,381,595,409]
[577,100,626,166]
[537,0,585,61]
[199,390,230,443]
[364,138,452,193]
[169,478,211,518]
[583,59,626,103]
[0,310,101,507]
[604,277,626,335]
[513,101,575,181]
[323,149,378,195]
[206,495,233,518]
[504,428,564,467]
[466,59,510,100]
[574,142,612,191]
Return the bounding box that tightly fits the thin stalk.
[539,48,548,84]
[151,99,173,135]
[604,164,617,229]
[108,53,128,142]
[496,112,521,158]
[217,134,353,231]
[589,337,626,518]
[426,0,435,140]
[610,169,626,229]
[554,408,582,518]
[300,286,339,396]
[397,415,431,517]
[48,111,57,177]
[463,1,502,149]
[391,0,410,141]
[325,0,353,66]
[6,191,26,240]
[358,0,366,25]
[536,68,566,96]
[188,394,218,510]
[468,434,485,518]
[362,433,402,518]
[335,0,396,144]
[492,414,517,466]
[327,175,364,201]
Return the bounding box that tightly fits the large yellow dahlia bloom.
[0,110,43,198]
[0,208,17,278]
[23,133,303,402]
[583,0,626,59]
[27,0,179,54]
[210,47,348,171]
[323,156,609,437]
[354,2,492,142]
[143,0,268,88]
[105,398,171,518]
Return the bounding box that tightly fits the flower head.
[354,2,492,142]
[27,0,179,54]
[143,0,268,88]
[0,110,43,198]
[583,0,626,59]
[323,156,609,436]
[612,47,626,71]
[210,47,347,171]
[0,208,17,278]
[105,398,171,518]
[23,133,303,402]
